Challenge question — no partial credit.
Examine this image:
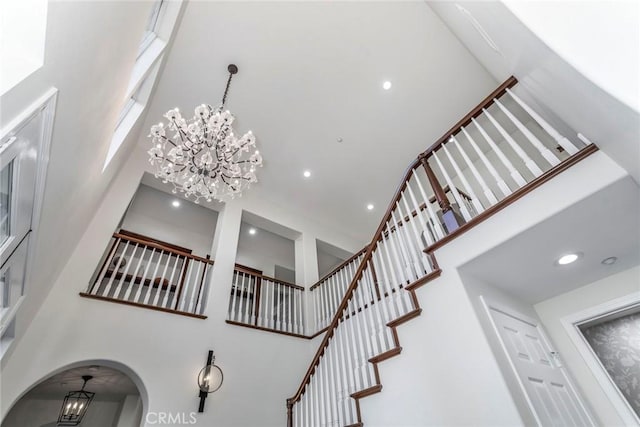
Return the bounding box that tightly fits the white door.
[487,304,595,427]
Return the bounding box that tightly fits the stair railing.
[226,265,306,336]
[286,76,595,426]
[310,247,367,334]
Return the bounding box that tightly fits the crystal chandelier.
[148,64,262,203]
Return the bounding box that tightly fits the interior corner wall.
[120,184,218,257]
[235,221,296,278]
[534,265,640,426]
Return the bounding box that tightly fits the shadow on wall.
[2,361,147,427]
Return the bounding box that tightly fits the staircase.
[286,76,597,427]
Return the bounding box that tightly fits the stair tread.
[351,384,382,400]
[369,346,402,364]
[387,308,422,328]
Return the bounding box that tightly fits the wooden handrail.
[309,246,368,291]
[233,265,305,291]
[420,76,518,157]
[288,76,520,408]
[112,232,215,265]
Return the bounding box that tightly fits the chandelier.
[148,64,262,203]
[57,375,95,426]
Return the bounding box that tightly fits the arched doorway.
[2,363,145,427]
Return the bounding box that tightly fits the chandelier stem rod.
[221,72,234,109]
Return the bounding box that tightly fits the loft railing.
[81,231,213,318]
[310,248,367,334]
[226,265,306,336]
[286,76,597,426]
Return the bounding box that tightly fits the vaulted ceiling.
[141,1,498,242]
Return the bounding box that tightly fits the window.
[103,0,182,170]
[138,0,165,57]
[0,162,12,247]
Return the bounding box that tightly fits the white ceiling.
[141,1,498,242]
[24,365,139,399]
[460,176,640,304]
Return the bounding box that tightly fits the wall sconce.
[57,375,95,426]
[197,350,223,412]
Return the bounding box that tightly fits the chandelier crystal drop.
[148,64,262,203]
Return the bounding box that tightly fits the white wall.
[534,265,640,426]
[317,249,345,279]
[504,1,639,113]
[0,147,340,426]
[359,151,629,426]
[0,1,184,367]
[2,397,123,427]
[116,395,143,427]
[120,184,218,257]
[236,221,296,279]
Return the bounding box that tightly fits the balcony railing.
[226,265,306,337]
[81,231,213,318]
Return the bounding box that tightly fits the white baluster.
[471,116,527,187]
[390,208,420,281]
[460,126,512,197]
[123,245,147,301]
[483,108,544,177]
[103,240,130,297]
[450,135,499,205]
[413,167,447,240]
[229,271,239,321]
[430,151,474,221]
[186,261,203,314]
[143,249,163,305]
[113,242,138,299]
[493,99,561,166]
[505,88,579,155]
[404,177,435,247]
[91,237,121,295]
[152,252,172,307]
[134,247,156,303]
[161,253,181,308]
[441,143,486,215]
[371,245,398,320]
[178,259,195,311]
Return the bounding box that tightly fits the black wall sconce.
[197,350,223,412]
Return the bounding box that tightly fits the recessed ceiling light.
[556,253,581,265]
[366,203,374,211]
[303,170,311,178]
[248,228,257,235]
[383,81,392,90]
[172,200,180,207]
[601,256,618,265]
[336,137,343,143]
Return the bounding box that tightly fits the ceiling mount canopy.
[148,63,262,203]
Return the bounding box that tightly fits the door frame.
[561,291,640,426]
[480,296,596,427]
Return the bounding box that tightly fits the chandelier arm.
[160,135,178,147]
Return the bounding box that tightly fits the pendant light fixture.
[57,375,95,426]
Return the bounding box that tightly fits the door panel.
[489,306,594,427]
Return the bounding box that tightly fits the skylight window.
[103,0,182,171]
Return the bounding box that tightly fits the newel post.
[286,398,294,427]
[419,152,463,233]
